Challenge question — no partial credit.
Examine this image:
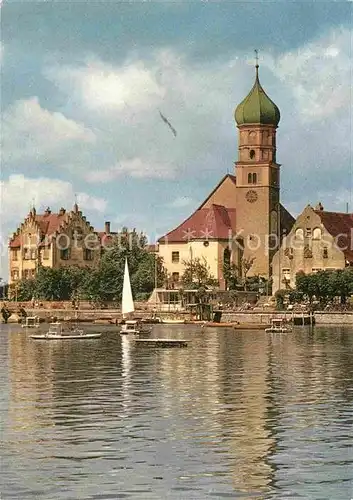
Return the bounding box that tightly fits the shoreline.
[3,307,353,326]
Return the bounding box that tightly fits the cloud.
[271,27,352,122]
[45,58,166,112]
[168,196,194,208]
[1,97,96,169]
[1,174,107,227]
[85,158,175,183]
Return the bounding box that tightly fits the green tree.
[222,260,239,290]
[16,279,36,301]
[242,257,255,290]
[181,256,218,289]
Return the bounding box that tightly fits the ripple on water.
[1,325,353,499]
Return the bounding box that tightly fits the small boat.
[134,338,189,348]
[265,318,292,334]
[30,322,101,340]
[21,316,40,328]
[120,319,151,335]
[119,258,151,335]
[158,317,186,324]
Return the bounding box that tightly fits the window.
[12,250,18,261]
[23,269,32,279]
[23,248,31,260]
[249,149,255,160]
[43,247,49,260]
[323,247,328,259]
[84,248,94,261]
[172,272,179,282]
[282,268,290,278]
[312,228,322,239]
[295,228,304,240]
[30,249,37,260]
[11,269,19,281]
[60,248,70,260]
[248,131,256,144]
[171,251,179,263]
[306,228,312,237]
[247,172,257,184]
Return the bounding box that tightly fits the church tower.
[234,56,281,278]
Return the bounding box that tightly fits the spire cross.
[254,49,259,68]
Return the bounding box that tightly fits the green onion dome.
[235,65,280,127]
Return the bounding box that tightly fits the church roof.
[159,204,237,243]
[314,210,353,262]
[235,65,280,127]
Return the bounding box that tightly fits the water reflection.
[1,324,353,499]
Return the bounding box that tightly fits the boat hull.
[30,333,102,340]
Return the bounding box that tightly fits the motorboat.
[21,316,40,328]
[30,322,101,340]
[265,318,292,334]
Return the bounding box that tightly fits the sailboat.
[119,258,151,335]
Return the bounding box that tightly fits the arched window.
[224,247,231,266]
[248,173,257,184]
[313,227,322,239]
[295,228,304,240]
[249,149,255,160]
[248,131,256,144]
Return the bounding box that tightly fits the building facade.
[272,203,353,293]
[8,204,112,295]
[158,63,295,288]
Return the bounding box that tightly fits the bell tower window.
[249,149,255,160]
[248,173,257,184]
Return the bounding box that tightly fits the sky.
[0,1,352,279]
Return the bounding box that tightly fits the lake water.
[1,324,352,499]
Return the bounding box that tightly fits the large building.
[158,63,295,288]
[8,203,113,295]
[272,203,353,293]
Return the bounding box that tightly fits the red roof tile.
[9,213,66,248]
[315,210,353,261]
[159,204,236,243]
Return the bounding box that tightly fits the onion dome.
[235,64,280,127]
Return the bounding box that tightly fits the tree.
[222,260,239,290]
[15,279,36,301]
[242,256,255,290]
[181,256,218,289]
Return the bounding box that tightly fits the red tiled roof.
[315,210,353,261]
[9,213,67,248]
[159,204,236,243]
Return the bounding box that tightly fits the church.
[158,62,295,289]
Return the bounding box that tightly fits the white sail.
[122,258,134,317]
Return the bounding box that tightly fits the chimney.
[105,221,111,234]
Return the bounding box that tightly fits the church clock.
[245,190,258,203]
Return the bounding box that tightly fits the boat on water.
[30,322,102,340]
[120,258,151,335]
[21,316,40,328]
[158,317,186,325]
[265,318,292,334]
